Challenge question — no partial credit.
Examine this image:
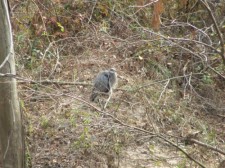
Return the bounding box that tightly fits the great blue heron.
[90,68,117,109]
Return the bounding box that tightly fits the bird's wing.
[94,72,110,92]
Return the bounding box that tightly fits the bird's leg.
[96,97,104,110]
[95,94,105,110]
[103,89,112,109]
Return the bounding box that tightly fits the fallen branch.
[189,138,225,156]
[0,73,91,86]
[18,80,91,86]
[158,135,206,168]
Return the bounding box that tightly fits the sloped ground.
[12,1,225,168]
[18,31,225,168]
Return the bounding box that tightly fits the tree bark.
[0,0,24,167]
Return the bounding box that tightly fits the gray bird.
[90,68,117,109]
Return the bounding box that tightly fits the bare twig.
[207,66,225,80]
[189,138,225,156]
[88,0,97,24]
[142,28,208,63]
[48,48,62,79]
[158,135,206,168]
[19,80,91,86]
[167,37,218,54]
[200,0,225,65]
[135,73,203,91]
[129,0,158,8]
[0,73,91,86]
[157,79,170,104]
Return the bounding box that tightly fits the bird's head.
[109,68,116,72]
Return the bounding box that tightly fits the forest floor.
[18,30,225,168]
[11,1,225,168]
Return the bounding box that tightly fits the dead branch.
[0,73,91,86]
[129,0,158,8]
[19,80,91,86]
[157,79,170,104]
[135,73,203,91]
[189,138,225,156]
[200,0,225,65]
[167,37,219,54]
[158,135,206,168]
[207,66,225,80]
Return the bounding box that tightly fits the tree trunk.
[0,0,24,167]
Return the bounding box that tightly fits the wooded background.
[5,0,225,167]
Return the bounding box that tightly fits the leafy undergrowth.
[12,1,225,168]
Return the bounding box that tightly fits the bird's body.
[90,68,117,108]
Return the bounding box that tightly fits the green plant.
[73,127,91,149]
[40,116,50,129]
[25,142,32,168]
[113,141,122,154]
[176,159,187,168]
[202,73,213,84]
[205,129,217,144]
